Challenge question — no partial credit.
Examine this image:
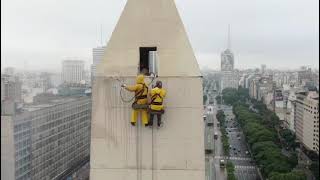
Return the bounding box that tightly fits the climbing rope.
[113,73,157,103]
[152,120,155,180]
[120,87,136,103]
[148,72,157,86]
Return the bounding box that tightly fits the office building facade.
[91,46,105,80]
[1,96,92,180]
[1,74,23,115]
[221,49,234,71]
[294,91,319,154]
[61,60,85,84]
[1,74,22,103]
[220,49,238,90]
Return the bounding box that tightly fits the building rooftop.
[22,96,88,112]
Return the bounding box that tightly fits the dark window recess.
[139,47,157,75]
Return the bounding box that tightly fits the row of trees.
[215,95,222,105]
[233,104,302,179]
[226,161,237,180]
[222,87,249,106]
[221,88,305,180]
[216,110,230,156]
[279,129,299,151]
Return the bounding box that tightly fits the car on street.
[219,159,226,168]
[245,151,249,155]
[214,132,218,139]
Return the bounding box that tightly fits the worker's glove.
[121,84,127,88]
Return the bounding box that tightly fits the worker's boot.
[131,122,136,126]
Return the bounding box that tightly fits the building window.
[139,47,157,75]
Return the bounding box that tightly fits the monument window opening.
[139,47,157,76]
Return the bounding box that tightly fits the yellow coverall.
[149,87,166,126]
[125,75,149,125]
[150,87,166,111]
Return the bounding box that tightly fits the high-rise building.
[220,26,238,90]
[248,75,275,110]
[1,96,92,180]
[221,49,234,71]
[61,60,85,84]
[294,91,319,154]
[91,46,106,81]
[1,74,22,115]
[285,90,298,132]
[274,89,286,126]
[1,74,22,103]
[221,71,238,90]
[257,76,274,102]
[261,64,266,74]
[298,67,312,86]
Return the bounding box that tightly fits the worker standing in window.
[148,81,166,128]
[122,74,149,127]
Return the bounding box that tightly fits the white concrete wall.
[90,77,205,180]
[97,0,201,77]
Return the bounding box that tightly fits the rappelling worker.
[148,80,166,128]
[121,74,149,127]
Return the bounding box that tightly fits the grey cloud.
[1,0,319,70]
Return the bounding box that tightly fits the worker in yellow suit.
[149,80,166,128]
[122,74,149,126]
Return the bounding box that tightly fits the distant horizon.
[2,48,319,73]
[1,0,318,73]
[1,62,318,74]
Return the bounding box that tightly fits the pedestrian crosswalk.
[235,165,256,170]
[214,156,251,161]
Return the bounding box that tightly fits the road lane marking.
[214,156,252,161]
[235,165,256,169]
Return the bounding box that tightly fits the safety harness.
[149,91,165,114]
[150,93,163,106]
[134,83,148,102]
[132,83,149,109]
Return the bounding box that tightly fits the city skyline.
[1,0,319,71]
[1,1,319,180]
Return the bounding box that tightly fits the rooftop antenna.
[227,24,231,50]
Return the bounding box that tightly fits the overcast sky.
[1,0,319,72]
